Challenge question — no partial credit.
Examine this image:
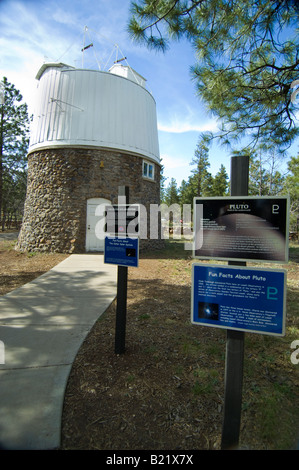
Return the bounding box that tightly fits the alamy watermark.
[0,340,5,364]
[0,338,297,366]
[291,79,299,103]
[290,340,299,365]
[94,198,203,251]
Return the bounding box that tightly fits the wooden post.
[221,155,249,450]
[114,186,129,355]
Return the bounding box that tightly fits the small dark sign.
[104,204,139,236]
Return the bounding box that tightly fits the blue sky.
[0,0,297,188]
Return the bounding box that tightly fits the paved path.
[0,231,19,240]
[0,254,117,449]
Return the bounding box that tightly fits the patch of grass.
[192,368,219,395]
[242,326,299,449]
[181,338,201,357]
[144,345,158,355]
[0,240,17,251]
[143,238,192,260]
[254,382,298,449]
[138,313,151,320]
[126,374,135,384]
[289,243,299,263]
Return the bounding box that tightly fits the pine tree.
[249,154,268,196]
[129,0,299,153]
[0,77,30,228]
[191,137,212,196]
[164,177,180,205]
[211,164,228,196]
[284,155,299,235]
[249,151,285,196]
[179,174,198,206]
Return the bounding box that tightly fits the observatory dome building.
[17,62,162,253]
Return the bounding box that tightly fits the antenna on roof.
[81,43,93,52]
[114,57,127,63]
[81,26,101,70]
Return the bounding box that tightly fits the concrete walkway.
[0,254,117,450]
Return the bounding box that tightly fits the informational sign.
[193,196,289,263]
[105,204,139,237]
[104,236,139,267]
[191,264,286,336]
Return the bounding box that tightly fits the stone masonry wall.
[17,148,164,253]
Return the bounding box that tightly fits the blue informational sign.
[191,264,286,336]
[104,236,139,267]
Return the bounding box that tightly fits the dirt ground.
[61,256,227,450]
[1,234,298,450]
[59,248,299,451]
[0,234,68,296]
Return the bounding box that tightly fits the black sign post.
[221,155,249,450]
[114,186,129,355]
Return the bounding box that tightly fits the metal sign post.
[104,186,140,354]
[115,261,128,354]
[221,155,249,450]
[114,186,129,355]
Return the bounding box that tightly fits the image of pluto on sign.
[198,302,219,321]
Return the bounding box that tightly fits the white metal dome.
[29,63,160,163]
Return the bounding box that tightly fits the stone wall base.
[17,148,164,253]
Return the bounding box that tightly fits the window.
[143,160,155,180]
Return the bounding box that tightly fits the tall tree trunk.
[0,103,3,229]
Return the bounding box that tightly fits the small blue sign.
[191,264,286,336]
[104,236,139,267]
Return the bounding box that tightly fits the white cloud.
[160,153,188,169]
[157,102,219,134]
[52,7,80,27]
[158,119,218,134]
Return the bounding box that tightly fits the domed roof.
[29,63,160,164]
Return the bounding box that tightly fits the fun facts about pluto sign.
[191,264,286,336]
